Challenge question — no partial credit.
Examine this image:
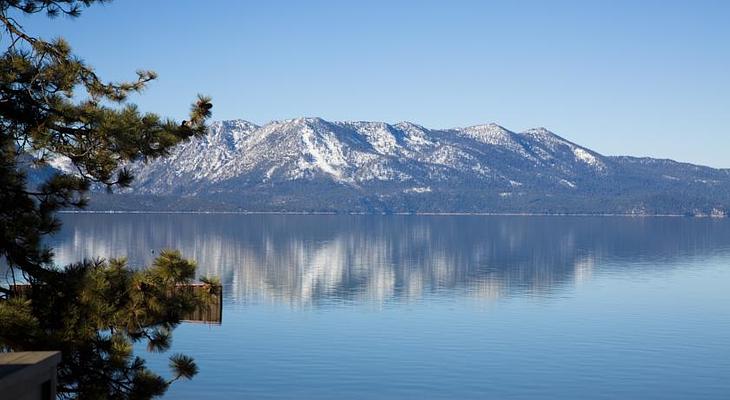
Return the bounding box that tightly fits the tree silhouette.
[0,1,216,398]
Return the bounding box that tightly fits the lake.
[47,214,730,399]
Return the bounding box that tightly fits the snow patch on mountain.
[405,186,432,194]
[299,124,348,180]
[46,154,76,175]
[573,148,604,169]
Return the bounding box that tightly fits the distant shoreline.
[58,210,727,218]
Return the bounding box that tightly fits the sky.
[16,0,730,167]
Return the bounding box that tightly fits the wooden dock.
[179,283,223,325]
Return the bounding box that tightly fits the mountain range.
[48,117,730,216]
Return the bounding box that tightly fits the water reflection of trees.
[49,214,730,306]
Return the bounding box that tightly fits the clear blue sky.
[17,0,730,167]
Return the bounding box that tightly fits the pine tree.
[0,1,217,398]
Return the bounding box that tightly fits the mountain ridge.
[43,117,730,216]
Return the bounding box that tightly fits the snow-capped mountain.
[77,117,730,215]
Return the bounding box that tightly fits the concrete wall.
[0,352,60,400]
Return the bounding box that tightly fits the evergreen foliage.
[0,1,215,398]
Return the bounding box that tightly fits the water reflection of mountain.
[49,214,730,306]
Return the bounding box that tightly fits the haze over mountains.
[50,117,730,215]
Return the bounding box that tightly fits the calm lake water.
[47,214,730,399]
